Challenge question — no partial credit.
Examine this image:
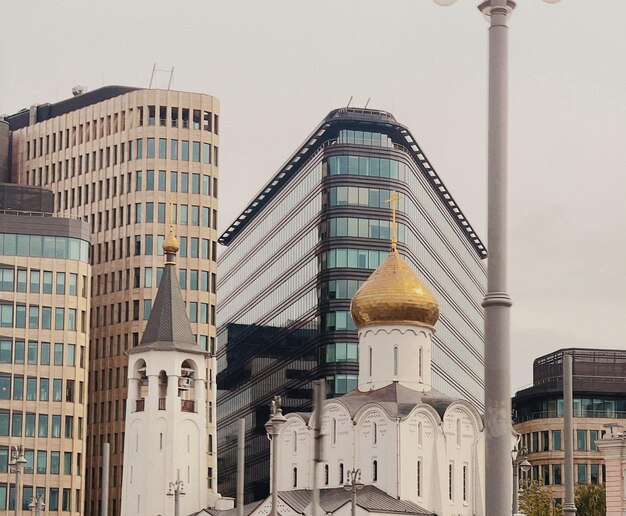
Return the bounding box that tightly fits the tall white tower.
[121,228,211,516]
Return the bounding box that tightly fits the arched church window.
[418,422,423,447]
[293,430,298,452]
[324,464,329,485]
[373,422,378,445]
[332,418,337,445]
[372,460,378,482]
[394,346,398,376]
[456,419,462,447]
[419,348,423,379]
[293,467,298,488]
[339,463,344,484]
[369,347,373,376]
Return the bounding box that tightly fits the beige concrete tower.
[7,86,220,515]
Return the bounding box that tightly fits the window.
[552,430,562,451]
[181,172,189,193]
[372,460,378,482]
[293,467,298,488]
[463,464,468,502]
[590,463,599,484]
[54,343,64,365]
[55,308,64,330]
[324,464,329,485]
[417,460,422,497]
[192,141,201,162]
[30,269,40,293]
[590,430,599,451]
[0,268,13,291]
[0,340,11,363]
[56,272,66,294]
[69,273,77,295]
[577,463,587,484]
[53,379,62,401]
[51,415,61,438]
[181,140,189,161]
[40,378,49,401]
[13,376,23,400]
[159,138,166,159]
[553,464,562,485]
[577,430,587,451]
[171,140,178,160]
[147,138,155,158]
[146,170,154,191]
[202,143,211,164]
[26,377,37,400]
[43,271,53,293]
[38,415,48,438]
[41,342,50,365]
[448,462,454,500]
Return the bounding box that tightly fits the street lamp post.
[9,445,27,516]
[511,446,531,514]
[167,469,185,516]
[28,493,45,516]
[265,396,287,516]
[343,469,364,516]
[430,0,560,513]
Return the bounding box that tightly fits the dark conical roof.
[130,262,207,355]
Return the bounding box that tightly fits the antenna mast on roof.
[364,97,371,109]
[346,96,353,109]
[149,63,175,90]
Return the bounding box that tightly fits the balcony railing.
[158,398,166,410]
[181,400,195,413]
[135,399,145,412]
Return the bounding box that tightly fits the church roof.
[338,382,456,419]
[130,255,207,356]
[278,485,434,515]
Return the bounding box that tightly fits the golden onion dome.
[350,249,440,328]
[163,230,180,254]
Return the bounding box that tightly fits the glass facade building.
[0,185,91,514]
[216,108,487,501]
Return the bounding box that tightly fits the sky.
[1,0,624,393]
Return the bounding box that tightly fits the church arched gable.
[322,402,353,487]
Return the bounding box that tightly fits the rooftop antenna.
[149,63,175,90]
[364,97,371,109]
[346,96,353,109]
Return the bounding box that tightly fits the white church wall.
[278,416,311,490]
[322,402,353,488]
[355,407,398,497]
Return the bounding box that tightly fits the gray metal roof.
[130,261,207,355]
[338,382,455,419]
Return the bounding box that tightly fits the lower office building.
[0,183,91,513]
[512,348,626,504]
[216,108,487,500]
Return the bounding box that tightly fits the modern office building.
[6,86,220,515]
[0,183,91,514]
[512,348,626,503]
[216,107,487,500]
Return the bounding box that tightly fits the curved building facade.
[8,87,220,515]
[216,108,486,501]
[0,187,90,514]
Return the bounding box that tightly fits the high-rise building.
[6,86,220,515]
[0,183,91,514]
[512,348,626,503]
[216,108,487,500]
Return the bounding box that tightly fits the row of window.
[91,298,215,327]
[0,303,85,332]
[324,342,358,363]
[326,186,405,210]
[528,462,603,486]
[0,410,81,438]
[0,340,81,367]
[319,279,364,302]
[522,429,603,453]
[320,248,390,271]
[323,217,406,242]
[515,397,626,422]
[26,137,218,187]
[53,168,217,216]
[0,483,78,512]
[0,375,81,403]
[132,202,213,227]
[96,266,215,296]
[91,233,217,266]
[0,234,89,263]
[25,106,218,161]
[325,154,408,180]
[0,268,86,297]
[325,373,358,395]
[337,130,394,149]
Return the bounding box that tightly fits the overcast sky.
[1,0,624,393]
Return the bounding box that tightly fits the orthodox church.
[268,245,487,516]
[121,228,221,515]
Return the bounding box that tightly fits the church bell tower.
[121,227,211,515]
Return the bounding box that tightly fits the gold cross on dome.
[385,190,402,251]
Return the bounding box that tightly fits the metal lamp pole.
[511,446,531,514]
[167,469,185,516]
[9,445,27,516]
[343,469,364,516]
[265,396,287,516]
[28,493,45,516]
[430,0,560,513]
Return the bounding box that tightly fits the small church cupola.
[121,215,212,516]
[351,191,439,393]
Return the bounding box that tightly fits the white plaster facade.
[121,347,211,516]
